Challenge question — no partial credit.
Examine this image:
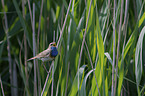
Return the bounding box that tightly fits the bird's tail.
[27,57,37,61]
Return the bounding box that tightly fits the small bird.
[27,42,58,62]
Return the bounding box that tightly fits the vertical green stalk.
[0,76,5,96]
[41,63,53,96]
[36,0,44,95]
[51,63,54,96]
[37,0,44,51]
[114,0,124,95]
[12,62,18,96]
[1,0,13,95]
[112,0,116,95]
[32,3,37,96]
[117,0,129,95]
[27,0,33,25]
[22,0,29,95]
[65,62,70,96]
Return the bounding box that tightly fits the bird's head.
[49,42,58,57]
[49,42,56,47]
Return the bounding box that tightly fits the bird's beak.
[53,43,56,47]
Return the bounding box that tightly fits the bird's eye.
[49,42,56,47]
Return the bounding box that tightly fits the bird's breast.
[50,47,58,57]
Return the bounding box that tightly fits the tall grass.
[0,0,145,96]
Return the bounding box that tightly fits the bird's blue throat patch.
[51,47,58,57]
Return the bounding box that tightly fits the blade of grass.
[104,52,113,65]
[69,65,86,96]
[135,26,145,95]
[138,12,145,27]
[95,4,105,94]
[80,69,94,96]
[9,18,22,37]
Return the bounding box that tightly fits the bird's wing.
[35,48,51,58]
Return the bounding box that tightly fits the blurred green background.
[0,0,145,96]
